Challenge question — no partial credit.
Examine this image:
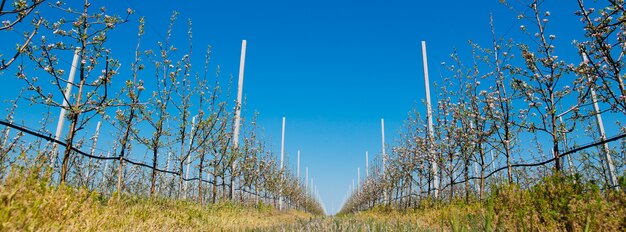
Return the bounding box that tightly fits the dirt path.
[261,215,432,231]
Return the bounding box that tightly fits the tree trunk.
[117,155,124,196]
[179,161,185,198]
[60,115,78,184]
[198,154,205,205]
[179,133,187,198]
[221,173,226,201]
[255,178,259,206]
[60,46,87,184]
[553,130,561,172]
[464,158,469,204]
[212,165,218,204]
[427,168,431,197]
[449,153,454,203]
[480,168,485,201]
[407,173,413,208]
[479,144,486,201]
[117,112,136,197]
[504,138,513,184]
[150,148,158,196]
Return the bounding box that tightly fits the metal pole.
[231,40,247,199]
[86,121,102,184]
[89,121,102,158]
[297,150,300,179]
[305,167,309,194]
[281,117,285,169]
[558,116,576,174]
[469,122,480,193]
[365,151,369,178]
[473,162,480,193]
[422,41,439,198]
[279,117,286,210]
[357,167,360,190]
[101,151,110,187]
[490,150,495,172]
[381,118,388,203]
[165,151,172,194]
[166,152,172,172]
[184,116,197,197]
[51,48,80,167]
[583,53,619,190]
[381,119,386,173]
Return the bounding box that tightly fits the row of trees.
[0,0,323,214]
[340,0,626,213]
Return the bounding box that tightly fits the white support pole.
[357,167,360,190]
[473,162,480,193]
[101,151,110,186]
[583,53,619,190]
[558,116,576,173]
[86,121,102,184]
[490,150,496,172]
[381,118,388,203]
[165,151,173,191]
[188,116,196,153]
[184,116,197,197]
[422,41,439,198]
[593,96,618,187]
[365,151,369,178]
[305,167,309,193]
[89,121,102,157]
[297,150,300,179]
[231,40,247,199]
[51,48,80,167]
[281,117,286,169]
[166,152,172,172]
[469,122,480,192]
[381,119,386,173]
[279,117,286,210]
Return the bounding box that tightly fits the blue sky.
[1,0,599,214]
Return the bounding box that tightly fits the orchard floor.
[3,171,625,231]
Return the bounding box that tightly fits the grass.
[3,165,625,231]
[268,212,432,231]
[338,173,626,231]
[0,167,315,231]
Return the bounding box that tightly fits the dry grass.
[337,174,626,232]
[0,169,315,231]
[4,166,624,231]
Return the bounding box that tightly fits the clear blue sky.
[1,0,590,214]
